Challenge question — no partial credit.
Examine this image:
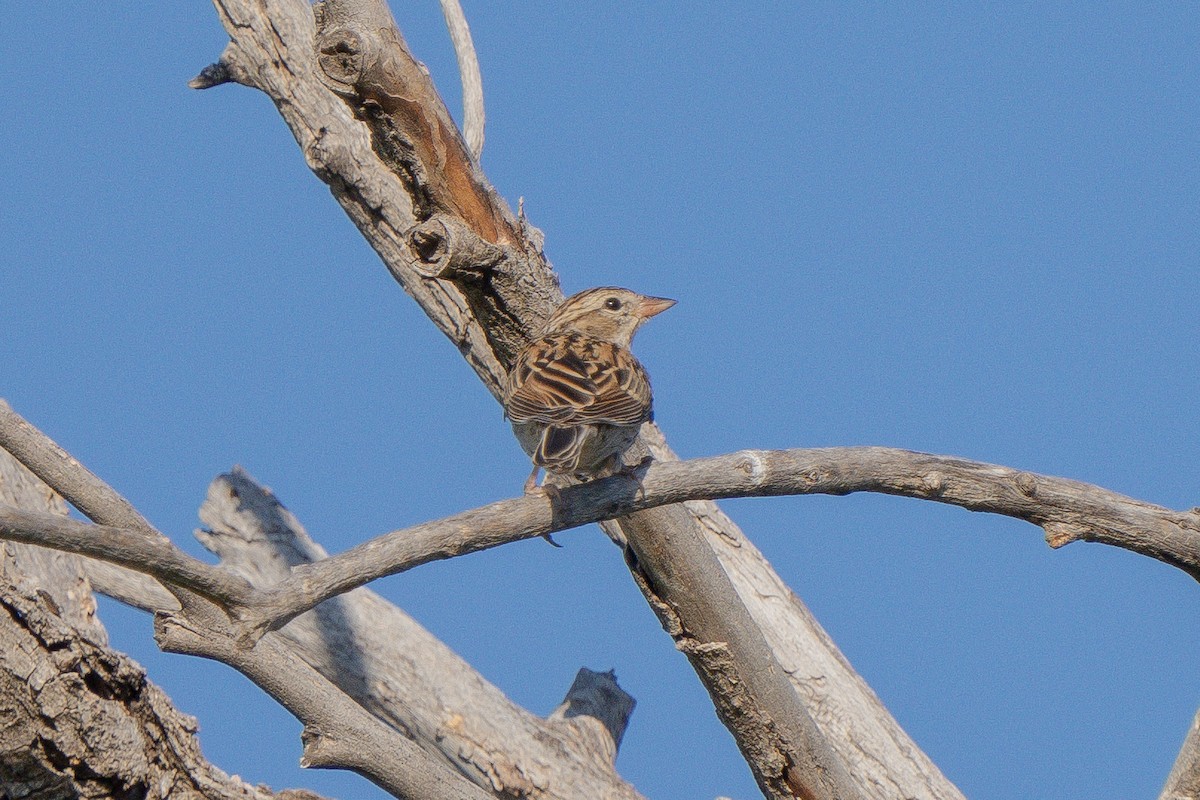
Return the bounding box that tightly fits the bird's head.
[543,287,675,348]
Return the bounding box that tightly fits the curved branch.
[245,447,1200,629]
[439,0,485,159]
[4,446,1194,633]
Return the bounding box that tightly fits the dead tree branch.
[0,402,645,799]
[6,427,1195,641]
[194,2,893,796]
[194,467,644,799]
[7,398,1200,796]
[0,449,316,800]
[1163,708,1200,800]
[0,403,497,800]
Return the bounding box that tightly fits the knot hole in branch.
[316,27,366,90]
[408,215,508,280]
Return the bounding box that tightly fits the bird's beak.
[637,295,676,319]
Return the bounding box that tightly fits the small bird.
[505,287,675,494]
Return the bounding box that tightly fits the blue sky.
[3,4,1198,799]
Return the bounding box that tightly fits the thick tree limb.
[0,449,316,800]
[0,406,496,800]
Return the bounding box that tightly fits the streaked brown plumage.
[505,287,675,493]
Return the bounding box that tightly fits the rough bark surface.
[194,2,937,796]
[195,467,644,800]
[0,450,314,800]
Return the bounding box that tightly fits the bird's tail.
[534,425,587,472]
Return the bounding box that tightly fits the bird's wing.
[506,335,652,426]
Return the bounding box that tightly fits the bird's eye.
[604,297,622,310]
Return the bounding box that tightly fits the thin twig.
[0,399,157,536]
[439,0,485,159]
[0,505,253,608]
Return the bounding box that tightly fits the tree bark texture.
[194,1,952,796]
[0,402,645,800]
[0,450,317,800]
[194,468,645,800]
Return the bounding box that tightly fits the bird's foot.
[523,466,542,495]
[615,455,654,497]
[523,469,564,546]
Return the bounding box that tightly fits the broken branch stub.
[312,0,560,368]
[313,0,508,245]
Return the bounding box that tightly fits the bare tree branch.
[0,404,496,800]
[156,592,496,800]
[0,403,646,798]
[0,449,315,800]
[14,365,1197,797]
[0,506,254,609]
[195,467,645,799]
[5,441,1195,636]
[438,0,486,159]
[10,369,1197,795]
[0,399,158,539]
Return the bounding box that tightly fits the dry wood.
[194,467,645,800]
[193,2,888,795]
[9,0,1190,797]
[7,401,1200,796]
[0,449,315,800]
[1163,709,1200,800]
[0,405,496,800]
[0,403,647,799]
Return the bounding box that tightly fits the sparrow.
[505,287,675,495]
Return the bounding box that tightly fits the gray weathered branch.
[0,402,645,799]
[0,403,497,800]
[438,0,485,159]
[7,445,1195,639]
[0,449,315,800]
[195,467,643,799]
[11,369,1200,797]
